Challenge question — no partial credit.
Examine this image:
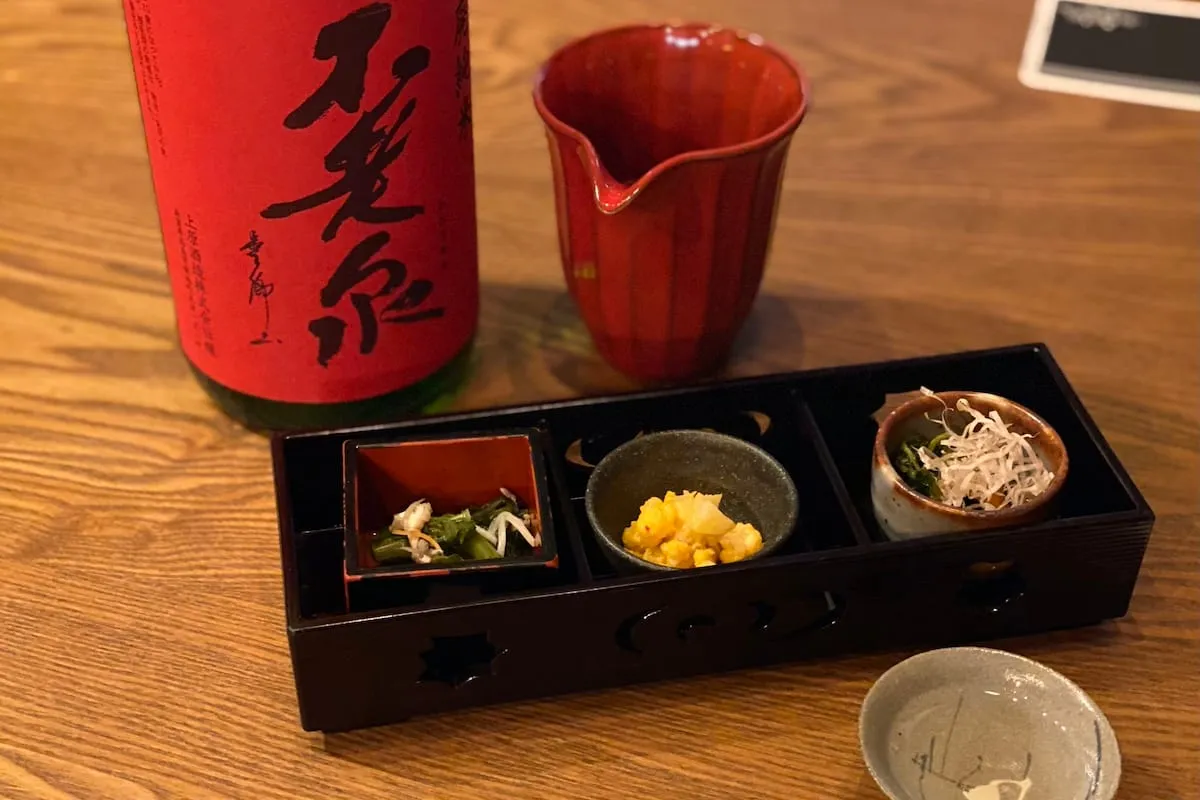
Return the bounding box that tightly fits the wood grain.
[0,0,1197,798]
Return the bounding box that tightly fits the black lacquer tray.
[271,343,1155,733]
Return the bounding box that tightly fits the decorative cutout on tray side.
[613,592,842,654]
[759,592,844,641]
[676,615,717,641]
[566,430,645,468]
[418,633,505,687]
[958,562,1026,613]
[747,411,772,436]
[565,410,773,469]
[616,608,663,654]
[751,601,776,631]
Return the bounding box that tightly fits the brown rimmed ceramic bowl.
[871,391,1068,541]
[342,429,559,584]
[584,429,799,573]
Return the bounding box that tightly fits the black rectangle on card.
[1043,2,1200,92]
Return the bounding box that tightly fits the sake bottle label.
[121,0,479,402]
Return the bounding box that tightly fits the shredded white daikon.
[491,490,540,555]
[485,513,508,556]
[475,525,497,546]
[496,511,539,548]
[916,391,1055,511]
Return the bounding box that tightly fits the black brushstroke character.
[262,45,432,242]
[308,316,348,367]
[241,230,279,345]
[454,49,470,97]
[284,2,392,130]
[454,0,468,45]
[309,231,443,366]
[458,94,472,138]
[241,231,273,302]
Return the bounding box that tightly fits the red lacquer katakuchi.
[533,22,809,382]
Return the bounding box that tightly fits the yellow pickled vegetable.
[719,523,764,563]
[620,490,764,569]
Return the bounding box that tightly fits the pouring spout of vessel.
[572,138,642,216]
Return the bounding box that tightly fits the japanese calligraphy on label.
[121,0,479,403]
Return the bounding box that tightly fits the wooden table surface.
[1,0,1197,797]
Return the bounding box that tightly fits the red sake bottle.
[119,0,479,430]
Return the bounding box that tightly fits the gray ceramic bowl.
[584,429,799,573]
[872,391,1069,541]
[860,647,1120,800]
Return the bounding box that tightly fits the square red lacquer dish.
[342,429,560,589]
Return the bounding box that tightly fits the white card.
[1019,0,1200,111]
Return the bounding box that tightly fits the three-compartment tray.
[271,343,1155,733]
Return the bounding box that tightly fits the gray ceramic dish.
[860,647,1120,800]
[584,429,799,573]
[871,391,1069,541]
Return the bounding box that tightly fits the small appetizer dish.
[342,429,558,581]
[872,389,1068,541]
[859,647,1120,800]
[585,429,799,573]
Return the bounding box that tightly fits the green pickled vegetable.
[371,531,413,564]
[470,496,518,528]
[421,495,520,548]
[424,509,476,548]
[371,531,467,566]
[892,436,943,500]
[370,493,532,566]
[459,530,502,561]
